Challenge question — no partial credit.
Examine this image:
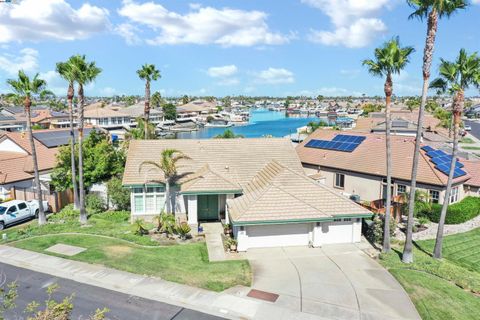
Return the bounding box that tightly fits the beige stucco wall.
[302,163,465,205]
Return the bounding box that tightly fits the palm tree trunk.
[67,83,79,209]
[165,179,171,214]
[144,80,151,140]
[433,90,463,259]
[383,73,393,253]
[25,97,46,225]
[77,84,87,224]
[403,8,438,264]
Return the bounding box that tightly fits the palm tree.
[56,59,80,209]
[151,91,163,109]
[6,71,51,225]
[363,37,415,253]
[139,149,190,214]
[137,64,161,139]
[403,0,468,264]
[430,49,480,259]
[125,117,157,142]
[70,55,102,224]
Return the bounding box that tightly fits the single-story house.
[296,130,480,207]
[122,139,372,251]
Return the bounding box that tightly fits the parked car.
[464,124,472,131]
[0,200,49,231]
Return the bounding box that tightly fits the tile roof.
[84,107,129,118]
[227,161,371,223]
[181,164,241,193]
[0,131,58,184]
[463,160,480,187]
[123,138,305,191]
[296,130,471,187]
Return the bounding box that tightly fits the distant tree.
[406,97,421,112]
[205,96,216,102]
[222,96,232,109]
[182,95,190,104]
[52,130,125,193]
[214,129,243,139]
[125,117,156,142]
[124,95,136,106]
[137,64,161,139]
[151,91,163,109]
[107,176,130,211]
[362,103,383,115]
[162,103,177,120]
[316,95,324,102]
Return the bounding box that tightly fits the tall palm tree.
[137,64,161,140]
[363,37,415,253]
[151,91,163,109]
[430,49,480,259]
[6,71,51,225]
[70,55,102,224]
[140,149,190,214]
[56,59,80,209]
[403,0,468,264]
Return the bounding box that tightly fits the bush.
[158,213,176,235]
[49,204,79,222]
[365,214,397,244]
[86,194,106,215]
[176,222,191,240]
[107,177,130,211]
[132,219,149,236]
[419,197,480,224]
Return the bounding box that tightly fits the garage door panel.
[321,221,353,244]
[246,224,310,249]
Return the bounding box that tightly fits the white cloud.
[117,0,290,47]
[254,68,295,84]
[302,0,391,48]
[207,65,238,78]
[0,0,109,43]
[0,48,38,75]
[317,87,362,96]
[39,70,65,95]
[115,23,141,45]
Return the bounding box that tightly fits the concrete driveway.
[245,243,420,320]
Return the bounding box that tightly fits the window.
[450,187,459,204]
[429,190,439,204]
[335,173,345,189]
[343,218,351,222]
[397,184,407,195]
[132,186,166,214]
[7,206,17,214]
[333,218,342,222]
[18,203,27,210]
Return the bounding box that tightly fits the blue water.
[176,109,318,139]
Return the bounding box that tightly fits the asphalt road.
[465,119,480,140]
[0,263,225,320]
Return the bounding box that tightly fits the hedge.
[420,197,480,224]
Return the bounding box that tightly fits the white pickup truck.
[0,200,49,231]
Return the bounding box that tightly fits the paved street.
[0,263,224,320]
[465,119,480,140]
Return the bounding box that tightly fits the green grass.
[462,146,480,150]
[1,211,251,291]
[460,137,475,144]
[379,231,480,320]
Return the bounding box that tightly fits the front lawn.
[1,211,251,292]
[379,231,480,320]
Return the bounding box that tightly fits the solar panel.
[33,128,94,148]
[305,135,365,152]
[421,146,434,153]
[435,164,467,178]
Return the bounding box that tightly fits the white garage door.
[246,223,311,249]
[320,221,354,244]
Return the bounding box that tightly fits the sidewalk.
[0,245,327,320]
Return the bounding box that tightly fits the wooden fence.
[10,187,73,213]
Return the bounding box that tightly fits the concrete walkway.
[202,223,226,262]
[0,245,326,320]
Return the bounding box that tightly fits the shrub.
[158,213,176,235]
[132,219,149,236]
[365,214,397,244]
[49,204,79,222]
[86,194,106,215]
[176,222,191,240]
[107,177,130,211]
[419,197,480,224]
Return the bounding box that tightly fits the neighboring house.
[84,108,130,129]
[0,114,26,132]
[31,110,72,129]
[176,100,217,119]
[296,130,480,208]
[120,103,164,125]
[122,139,372,251]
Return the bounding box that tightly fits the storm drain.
[247,289,279,302]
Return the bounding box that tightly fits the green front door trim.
[198,195,219,221]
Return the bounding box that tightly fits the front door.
[198,195,219,221]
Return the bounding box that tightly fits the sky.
[0,0,479,98]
